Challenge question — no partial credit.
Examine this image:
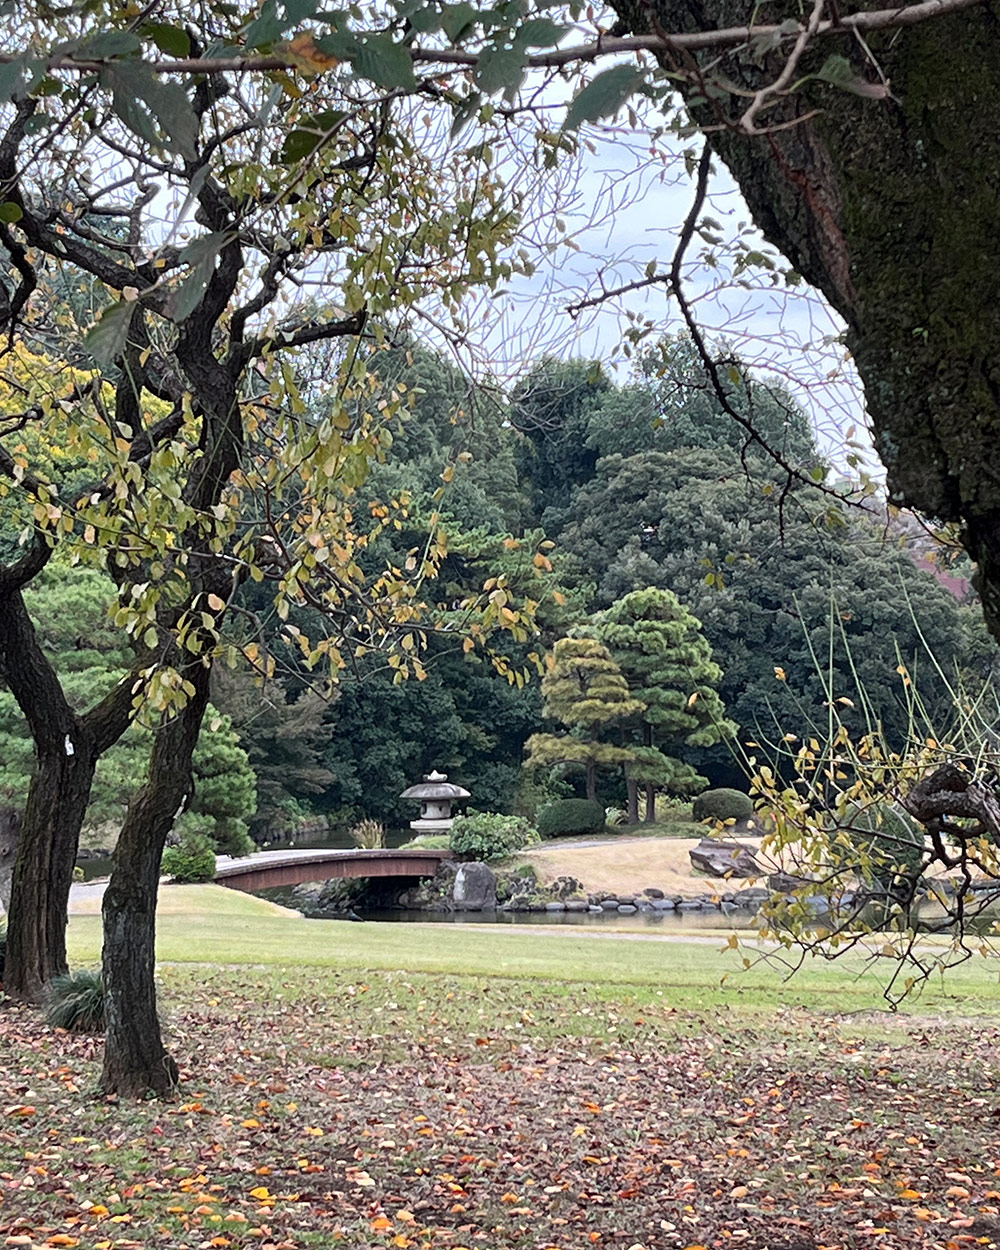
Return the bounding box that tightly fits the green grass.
[66,883,1000,1016]
[5,884,1000,1249]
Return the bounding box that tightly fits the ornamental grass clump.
[44,968,105,1033]
[349,817,386,849]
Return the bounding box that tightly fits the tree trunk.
[644,783,657,825]
[585,761,597,803]
[100,658,211,1097]
[0,589,97,1000]
[626,775,640,825]
[0,587,140,1000]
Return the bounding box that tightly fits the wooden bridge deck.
[214,847,451,892]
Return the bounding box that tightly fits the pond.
[254,889,762,930]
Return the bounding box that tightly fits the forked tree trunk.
[100,659,211,1098]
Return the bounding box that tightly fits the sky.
[446,97,875,470]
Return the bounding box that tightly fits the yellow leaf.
[287,32,340,71]
[207,593,225,611]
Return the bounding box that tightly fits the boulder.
[452,862,497,912]
[0,807,21,914]
[768,871,813,894]
[733,887,770,910]
[689,837,762,879]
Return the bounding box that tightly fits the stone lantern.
[400,769,470,833]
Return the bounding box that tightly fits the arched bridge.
[214,847,452,893]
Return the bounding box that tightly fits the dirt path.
[518,834,767,897]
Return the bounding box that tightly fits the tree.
[524,636,643,802]
[583,338,817,467]
[588,588,733,824]
[211,671,334,841]
[559,449,967,764]
[0,5,537,1095]
[603,0,1000,642]
[180,711,257,858]
[511,359,610,530]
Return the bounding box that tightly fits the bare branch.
[1,0,984,80]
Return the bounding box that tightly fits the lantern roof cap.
[400,769,470,800]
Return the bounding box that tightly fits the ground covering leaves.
[2,959,999,1250]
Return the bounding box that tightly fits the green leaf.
[562,65,645,131]
[145,23,192,58]
[441,2,477,42]
[515,17,566,48]
[814,54,890,99]
[353,35,416,90]
[103,61,198,160]
[474,44,527,98]
[167,232,234,322]
[244,0,284,49]
[84,300,134,367]
[278,110,347,163]
[0,201,22,223]
[79,31,142,59]
[283,0,321,19]
[0,56,29,103]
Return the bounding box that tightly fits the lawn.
[1,886,999,1250]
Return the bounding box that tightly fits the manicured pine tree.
[524,636,644,802]
[590,588,735,823]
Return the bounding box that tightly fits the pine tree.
[590,588,735,823]
[524,637,644,802]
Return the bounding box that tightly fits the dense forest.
[1,334,988,849]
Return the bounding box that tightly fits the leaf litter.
[0,968,998,1250]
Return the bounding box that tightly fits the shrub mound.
[693,788,754,824]
[449,812,538,861]
[536,798,606,837]
[44,968,105,1033]
[162,830,217,883]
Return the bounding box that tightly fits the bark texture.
[0,590,96,999]
[0,807,21,915]
[99,658,211,1098]
[0,587,137,1000]
[613,0,1000,633]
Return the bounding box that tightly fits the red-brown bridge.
[214,847,451,893]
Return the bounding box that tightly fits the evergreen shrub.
[449,812,538,861]
[692,788,754,824]
[536,798,606,837]
[161,829,217,882]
